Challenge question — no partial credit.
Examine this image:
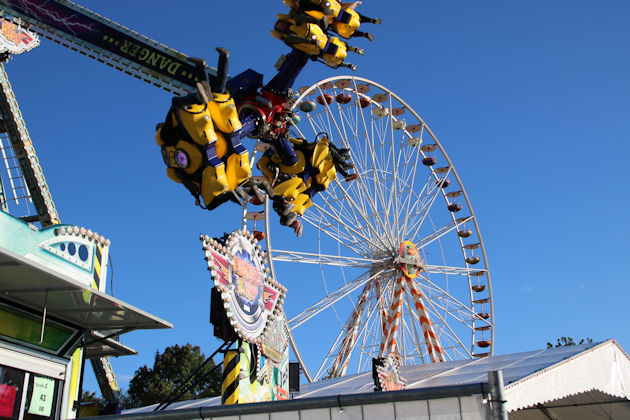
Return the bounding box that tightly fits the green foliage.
[320,367,336,380]
[546,336,593,349]
[125,343,222,409]
[80,390,104,409]
[80,390,100,403]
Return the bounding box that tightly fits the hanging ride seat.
[309,136,338,190]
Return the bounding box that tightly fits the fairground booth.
[0,211,172,419]
[0,9,173,419]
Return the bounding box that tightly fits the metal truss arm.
[0,0,216,94]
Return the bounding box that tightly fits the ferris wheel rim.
[251,75,494,380]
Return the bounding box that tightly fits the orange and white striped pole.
[406,277,445,362]
[380,275,405,358]
[375,280,389,356]
[379,306,389,356]
[331,281,373,376]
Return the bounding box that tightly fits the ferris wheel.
[248,76,494,381]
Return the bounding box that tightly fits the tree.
[80,390,100,403]
[321,367,336,380]
[125,343,222,408]
[546,336,593,349]
[80,390,104,409]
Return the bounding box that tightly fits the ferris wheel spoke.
[315,85,349,145]
[312,186,365,230]
[344,167,397,246]
[415,277,475,319]
[300,107,325,140]
[302,214,372,257]
[371,138,398,239]
[326,175,387,239]
[399,129,424,239]
[412,289,473,359]
[330,99,363,165]
[310,201,388,253]
[329,175,396,249]
[331,90,352,144]
[398,307,420,361]
[354,298,382,374]
[400,312,429,363]
[425,298,477,329]
[396,171,441,239]
[321,182,372,237]
[400,158,447,239]
[423,265,488,276]
[272,249,378,268]
[313,102,354,153]
[383,93,404,244]
[380,276,406,357]
[335,100,363,152]
[416,216,473,250]
[405,180,447,242]
[288,269,385,329]
[305,200,371,249]
[314,291,381,380]
[312,325,347,381]
[414,276,482,326]
[289,119,312,145]
[349,79,395,237]
[331,281,373,376]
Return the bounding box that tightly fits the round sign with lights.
[202,230,285,343]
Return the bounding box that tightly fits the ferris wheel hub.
[396,241,423,278]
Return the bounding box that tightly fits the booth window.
[0,307,75,354]
[0,364,60,420]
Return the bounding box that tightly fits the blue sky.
[4,0,629,394]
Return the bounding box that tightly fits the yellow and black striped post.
[82,242,108,305]
[93,243,104,290]
[221,350,240,405]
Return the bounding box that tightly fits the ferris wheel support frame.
[257,75,495,380]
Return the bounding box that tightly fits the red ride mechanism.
[237,88,295,141]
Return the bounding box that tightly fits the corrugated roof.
[124,339,630,416]
[296,340,608,398]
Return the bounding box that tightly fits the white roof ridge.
[405,345,555,388]
[504,339,630,412]
[504,339,616,391]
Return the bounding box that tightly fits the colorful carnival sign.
[261,315,289,365]
[372,354,407,392]
[201,230,285,343]
[236,336,289,403]
[0,17,39,55]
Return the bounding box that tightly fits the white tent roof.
[296,340,630,406]
[122,340,630,419]
[505,339,630,419]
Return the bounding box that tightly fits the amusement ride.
[0,0,493,412]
